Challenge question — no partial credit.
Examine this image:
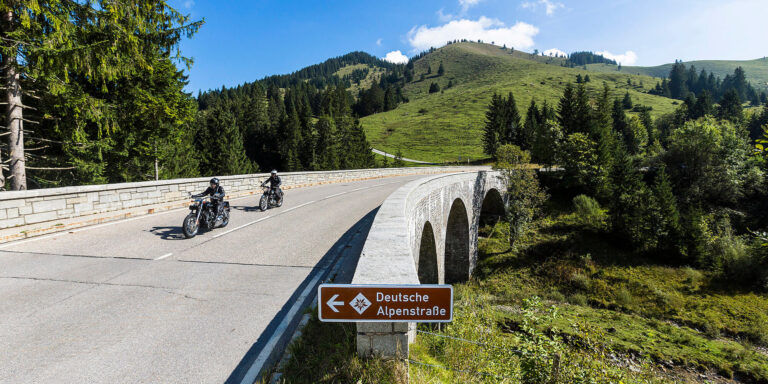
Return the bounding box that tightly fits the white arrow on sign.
[326,294,344,312]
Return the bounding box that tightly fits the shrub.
[572,195,607,230]
[570,272,591,291]
[615,287,635,308]
[569,293,588,306]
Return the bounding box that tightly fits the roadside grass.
[271,311,407,384]
[361,42,680,162]
[462,202,768,382]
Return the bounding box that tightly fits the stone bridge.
[352,170,507,357]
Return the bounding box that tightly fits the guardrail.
[0,166,484,243]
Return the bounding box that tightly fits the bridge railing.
[0,167,478,244]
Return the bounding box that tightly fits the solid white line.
[154,253,173,261]
[238,246,341,384]
[0,233,61,249]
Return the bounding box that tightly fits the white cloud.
[596,50,638,65]
[437,8,455,22]
[407,17,539,51]
[459,0,482,12]
[383,50,409,64]
[184,0,194,9]
[376,38,383,46]
[543,48,567,57]
[522,0,564,16]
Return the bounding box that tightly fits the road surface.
[371,148,435,164]
[0,174,425,383]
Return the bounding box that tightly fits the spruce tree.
[558,83,578,135]
[717,89,743,122]
[483,94,504,157]
[438,61,445,76]
[622,91,633,109]
[502,92,522,147]
[523,99,540,151]
[429,82,440,93]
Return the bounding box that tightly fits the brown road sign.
[317,284,453,322]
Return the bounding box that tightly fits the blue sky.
[169,0,768,94]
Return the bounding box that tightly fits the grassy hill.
[587,57,768,91]
[360,42,682,163]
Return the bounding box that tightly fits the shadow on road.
[149,225,188,240]
[224,207,379,384]
[231,205,262,212]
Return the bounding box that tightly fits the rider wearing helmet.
[192,178,226,218]
[261,170,283,203]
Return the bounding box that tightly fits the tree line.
[486,80,768,290]
[650,62,767,106]
[0,2,412,191]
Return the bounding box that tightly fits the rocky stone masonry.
[352,170,506,357]
[0,167,478,243]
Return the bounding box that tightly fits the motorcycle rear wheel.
[182,214,199,238]
[220,209,230,227]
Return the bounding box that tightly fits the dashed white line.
[212,216,271,239]
[154,253,173,261]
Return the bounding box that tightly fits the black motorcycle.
[259,186,283,211]
[182,197,230,238]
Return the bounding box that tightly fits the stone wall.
[0,167,479,243]
[352,170,506,357]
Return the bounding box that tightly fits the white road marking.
[238,240,348,384]
[154,253,173,261]
[212,216,271,239]
[281,201,313,213]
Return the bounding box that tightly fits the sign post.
[318,284,453,322]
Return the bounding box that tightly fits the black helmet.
[210,177,220,186]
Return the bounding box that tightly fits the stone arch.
[479,188,505,226]
[445,198,470,283]
[417,221,438,284]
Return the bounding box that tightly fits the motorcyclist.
[261,170,283,203]
[192,177,226,219]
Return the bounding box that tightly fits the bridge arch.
[445,198,470,284]
[479,188,506,226]
[417,221,438,284]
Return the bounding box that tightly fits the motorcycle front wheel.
[259,195,268,211]
[182,214,199,238]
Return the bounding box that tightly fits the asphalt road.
[0,174,424,384]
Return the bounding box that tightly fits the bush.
[572,195,607,230]
[720,236,768,291]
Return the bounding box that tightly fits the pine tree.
[484,94,504,157]
[691,90,713,119]
[611,98,628,135]
[429,82,440,94]
[558,83,578,135]
[438,61,445,76]
[576,74,583,84]
[427,65,432,75]
[584,74,591,82]
[717,89,743,122]
[622,91,633,109]
[0,2,201,190]
[523,99,540,150]
[502,92,522,147]
[651,165,681,255]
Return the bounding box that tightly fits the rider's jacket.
[192,185,225,200]
[262,175,281,188]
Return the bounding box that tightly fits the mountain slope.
[360,42,681,163]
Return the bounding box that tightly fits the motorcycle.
[182,196,230,238]
[259,186,283,211]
